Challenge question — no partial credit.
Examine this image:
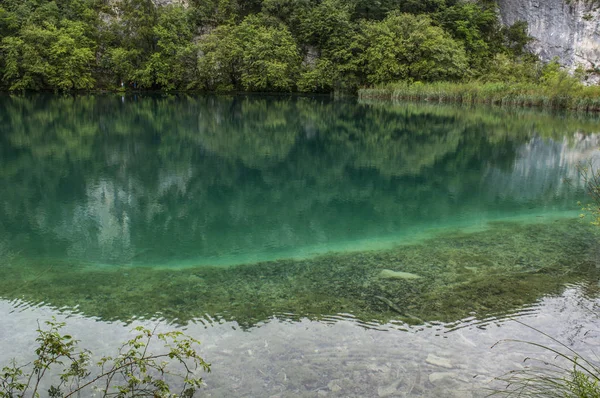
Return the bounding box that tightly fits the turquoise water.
[0,94,595,265]
[1,94,600,325]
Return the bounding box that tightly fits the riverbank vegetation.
[359,59,600,111]
[0,0,564,93]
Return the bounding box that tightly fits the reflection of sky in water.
[1,286,599,397]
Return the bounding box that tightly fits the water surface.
[1,94,600,396]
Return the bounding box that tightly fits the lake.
[1,94,600,396]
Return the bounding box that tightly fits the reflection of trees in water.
[196,97,299,168]
[0,95,596,264]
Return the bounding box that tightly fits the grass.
[359,82,600,112]
[490,321,600,397]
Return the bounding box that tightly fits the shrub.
[0,319,210,397]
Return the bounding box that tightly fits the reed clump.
[360,82,600,112]
[490,322,600,397]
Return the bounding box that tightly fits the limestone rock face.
[497,0,600,78]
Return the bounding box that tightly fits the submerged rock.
[429,372,457,384]
[377,379,402,397]
[379,269,422,280]
[426,354,453,369]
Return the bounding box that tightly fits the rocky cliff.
[498,0,600,75]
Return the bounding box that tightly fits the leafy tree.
[23,1,61,26]
[102,0,157,87]
[118,0,158,52]
[138,5,199,90]
[350,0,451,20]
[0,6,18,37]
[437,2,502,71]
[0,0,565,92]
[198,15,301,91]
[298,58,342,92]
[294,0,358,92]
[196,24,242,90]
[1,20,95,90]
[350,0,396,20]
[540,57,583,96]
[261,0,298,24]
[482,53,540,83]
[353,12,468,85]
[293,0,354,48]
[104,47,139,86]
[502,20,533,57]
[188,0,239,26]
[397,0,450,14]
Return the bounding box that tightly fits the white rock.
[379,269,421,280]
[429,372,457,384]
[426,354,453,369]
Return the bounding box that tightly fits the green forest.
[0,0,537,92]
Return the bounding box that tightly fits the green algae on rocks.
[1,218,599,328]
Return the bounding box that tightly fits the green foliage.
[0,318,210,397]
[1,20,95,90]
[102,0,158,87]
[0,6,19,36]
[188,0,235,26]
[540,57,584,96]
[0,0,585,92]
[438,1,501,69]
[295,0,357,92]
[105,47,138,85]
[360,63,600,112]
[353,12,468,85]
[293,0,353,48]
[502,20,533,57]
[352,0,450,20]
[117,0,159,53]
[482,53,540,84]
[140,5,199,90]
[198,15,301,91]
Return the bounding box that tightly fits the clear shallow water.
[2,286,600,397]
[2,94,600,395]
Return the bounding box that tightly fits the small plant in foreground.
[0,318,210,397]
[489,321,600,397]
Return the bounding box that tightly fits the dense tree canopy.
[0,0,536,92]
[353,13,468,84]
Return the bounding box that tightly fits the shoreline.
[358,82,600,113]
[4,86,598,114]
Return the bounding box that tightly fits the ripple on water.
[0,218,599,331]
